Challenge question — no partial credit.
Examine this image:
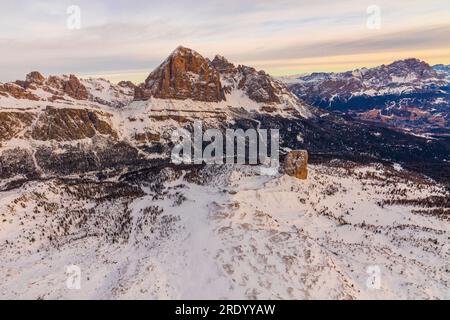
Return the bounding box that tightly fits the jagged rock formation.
[285,59,446,100]
[0,73,134,107]
[118,81,137,89]
[133,48,305,115]
[210,55,236,73]
[209,54,306,114]
[0,82,40,100]
[0,108,116,143]
[0,112,35,141]
[284,150,308,180]
[25,71,45,85]
[135,46,226,102]
[31,107,117,141]
[63,75,89,100]
[211,55,282,104]
[282,59,449,136]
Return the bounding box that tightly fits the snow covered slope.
[0,162,448,299]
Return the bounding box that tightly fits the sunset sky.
[0,0,449,83]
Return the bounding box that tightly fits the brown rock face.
[136,46,225,102]
[211,54,283,104]
[26,71,45,84]
[118,81,136,89]
[284,150,308,180]
[63,75,89,100]
[237,66,281,104]
[31,107,117,141]
[0,83,40,100]
[210,55,236,74]
[0,112,36,141]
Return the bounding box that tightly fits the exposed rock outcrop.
[135,46,226,102]
[0,83,40,100]
[63,75,89,100]
[210,55,236,74]
[237,66,281,104]
[211,54,293,106]
[0,112,36,141]
[118,81,136,89]
[1,72,134,108]
[26,71,45,85]
[284,150,308,180]
[31,107,117,141]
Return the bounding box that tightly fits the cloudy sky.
[0,0,449,83]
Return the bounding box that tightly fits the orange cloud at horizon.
[251,48,450,76]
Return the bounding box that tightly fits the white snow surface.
[0,164,448,300]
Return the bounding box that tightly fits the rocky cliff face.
[135,46,226,102]
[209,54,306,114]
[0,108,117,143]
[0,82,40,100]
[284,150,308,180]
[0,112,35,142]
[31,107,117,141]
[0,72,134,107]
[211,55,282,104]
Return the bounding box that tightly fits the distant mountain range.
[433,64,450,81]
[280,59,450,137]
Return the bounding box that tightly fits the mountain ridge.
[280,58,449,136]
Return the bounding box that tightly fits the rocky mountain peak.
[210,55,236,73]
[25,71,45,84]
[118,81,136,89]
[63,74,89,100]
[135,46,226,102]
[389,58,426,68]
[378,58,439,80]
[235,65,282,104]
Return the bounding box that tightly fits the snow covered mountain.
[434,64,450,81]
[0,48,449,300]
[281,59,449,136]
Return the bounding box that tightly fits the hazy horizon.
[1,0,449,83]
